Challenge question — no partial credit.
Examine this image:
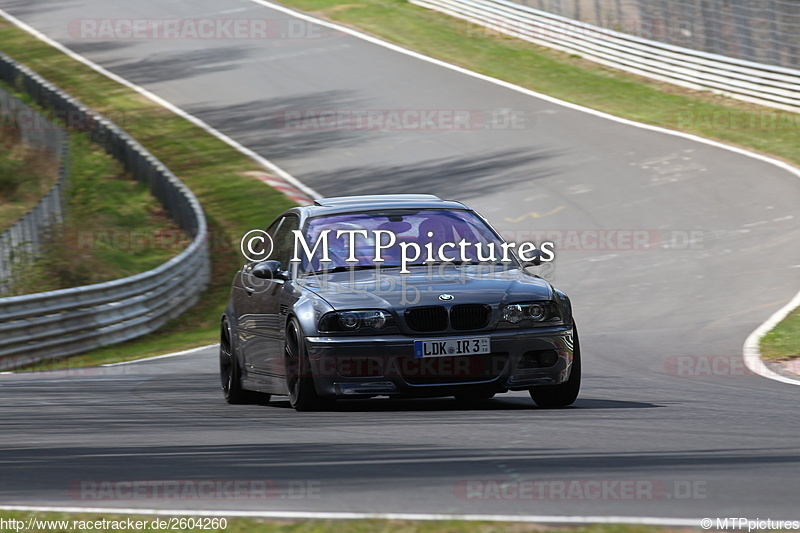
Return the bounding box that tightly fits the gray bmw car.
[220,194,580,411]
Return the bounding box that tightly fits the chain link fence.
[0,85,70,291]
[511,0,800,70]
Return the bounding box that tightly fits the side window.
[265,217,285,245]
[244,217,284,264]
[271,215,300,268]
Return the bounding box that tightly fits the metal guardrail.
[509,0,800,72]
[0,53,210,370]
[0,86,70,288]
[411,0,800,113]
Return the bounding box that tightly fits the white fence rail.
[411,0,800,112]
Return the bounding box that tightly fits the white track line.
[743,290,800,385]
[1,3,797,385]
[0,8,321,202]
[100,344,219,366]
[0,505,701,527]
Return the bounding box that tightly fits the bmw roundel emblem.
[438,294,454,301]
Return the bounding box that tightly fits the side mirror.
[251,260,289,280]
[523,249,542,267]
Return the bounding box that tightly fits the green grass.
[0,122,59,231]
[760,306,800,362]
[3,0,799,367]
[1,123,187,296]
[0,512,698,533]
[0,17,295,370]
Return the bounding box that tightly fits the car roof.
[302,194,470,217]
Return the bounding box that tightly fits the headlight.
[339,312,359,330]
[319,310,393,332]
[502,304,525,324]
[500,301,561,326]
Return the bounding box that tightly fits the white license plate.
[414,337,490,358]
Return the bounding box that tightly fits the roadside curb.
[243,171,314,205]
[765,359,800,383]
[743,291,800,387]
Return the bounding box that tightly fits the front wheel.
[284,318,334,412]
[529,325,581,408]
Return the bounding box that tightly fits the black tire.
[454,392,496,402]
[284,318,334,412]
[529,325,581,408]
[220,316,270,404]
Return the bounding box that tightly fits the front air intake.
[450,304,491,330]
[405,306,448,332]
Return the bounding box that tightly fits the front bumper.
[304,325,575,398]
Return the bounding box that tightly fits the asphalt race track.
[1,0,799,521]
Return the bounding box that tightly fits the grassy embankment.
[0,100,188,295]
[0,19,294,368]
[0,119,59,231]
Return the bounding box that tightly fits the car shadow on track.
[261,397,661,411]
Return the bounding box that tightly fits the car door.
[236,216,286,376]
[260,214,300,378]
[241,215,299,377]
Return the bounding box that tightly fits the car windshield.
[298,209,508,273]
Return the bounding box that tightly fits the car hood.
[297,266,554,310]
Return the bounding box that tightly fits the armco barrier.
[411,0,800,113]
[0,53,210,369]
